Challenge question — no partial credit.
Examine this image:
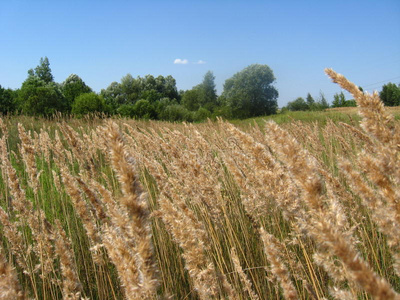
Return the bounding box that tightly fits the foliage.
[61,74,92,112]
[100,74,179,116]
[211,105,233,119]
[194,107,211,121]
[222,64,278,118]
[132,99,155,119]
[286,92,330,112]
[159,104,193,121]
[18,75,65,116]
[181,71,218,113]
[331,91,356,107]
[332,91,345,107]
[316,92,330,110]
[380,82,400,106]
[0,85,16,114]
[116,103,136,118]
[29,56,54,83]
[181,88,203,111]
[117,100,157,119]
[101,81,124,113]
[71,92,106,116]
[197,71,218,111]
[306,92,315,107]
[286,97,309,111]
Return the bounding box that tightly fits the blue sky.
[1,0,399,107]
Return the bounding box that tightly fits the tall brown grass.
[0,69,399,299]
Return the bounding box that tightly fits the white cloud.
[195,60,206,64]
[174,58,188,64]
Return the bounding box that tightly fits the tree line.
[0,57,279,121]
[283,84,400,112]
[1,57,399,119]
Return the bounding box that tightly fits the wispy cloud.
[174,58,188,64]
[195,60,206,64]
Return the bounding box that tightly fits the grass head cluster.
[0,69,399,299]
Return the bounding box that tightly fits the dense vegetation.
[1,57,399,121]
[0,70,399,299]
[0,58,280,121]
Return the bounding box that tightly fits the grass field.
[0,70,399,300]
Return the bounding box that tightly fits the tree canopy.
[222,64,278,118]
[18,75,65,116]
[61,74,92,111]
[29,57,54,84]
[11,56,393,120]
[0,85,16,114]
[380,82,400,106]
[71,93,106,116]
[286,97,309,111]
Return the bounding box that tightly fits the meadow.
[0,69,399,300]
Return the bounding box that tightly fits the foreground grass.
[0,70,399,300]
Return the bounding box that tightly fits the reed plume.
[103,120,159,298]
[0,250,25,300]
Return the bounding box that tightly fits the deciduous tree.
[222,64,278,118]
[380,82,400,106]
[61,74,92,112]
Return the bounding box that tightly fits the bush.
[380,83,400,106]
[71,93,106,116]
[116,103,136,118]
[133,99,155,119]
[18,76,65,116]
[160,104,193,122]
[0,85,16,114]
[194,107,211,122]
[154,98,178,119]
[211,105,233,119]
[286,97,309,111]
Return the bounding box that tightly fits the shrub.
[160,104,193,121]
[133,99,155,119]
[71,92,106,116]
[116,103,136,118]
[194,107,211,122]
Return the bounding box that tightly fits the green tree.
[199,71,218,110]
[181,89,203,111]
[18,75,65,116]
[222,64,278,118]
[101,82,124,113]
[194,107,211,121]
[0,85,16,114]
[306,93,317,110]
[310,92,329,110]
[30,57,54,83]
[306,93,315,106]
[380,83,400,106]
[159,104,192,121]
[163,75,180,101]
[318,92,329,109]
[132,99,155,119]
[71,93,106,116]
[116,104,136,118]
[61,74,92,112]
[332,91,347,107]
[141,89,162,103]
[101,74,179,115]
[120,74,141,103]
[286,97,309,111]
[18,57,66,115]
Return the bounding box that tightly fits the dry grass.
[0,70,399,299]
